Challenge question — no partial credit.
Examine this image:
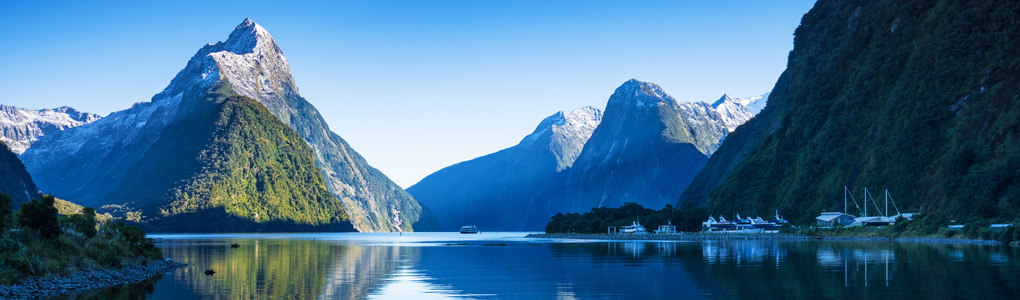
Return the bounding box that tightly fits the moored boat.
[620,221,649,234]
[460,225,479,234]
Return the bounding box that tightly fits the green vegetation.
[98,88,355,232]
[0,192,161,285]
[17,195,61,239]
[545,202,707,233]
[159,94,349,228]
[678,0,1020,226]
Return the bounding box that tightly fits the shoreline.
[0,259,189,300]
[525,233,1003,245]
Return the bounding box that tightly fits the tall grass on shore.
[0,193,162,285]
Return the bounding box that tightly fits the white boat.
[655,220,677,234]
[459,225,479,234]
[620,221,649,234]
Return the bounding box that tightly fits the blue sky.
[0,0,815,187]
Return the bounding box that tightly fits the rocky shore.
[0,259,189,300]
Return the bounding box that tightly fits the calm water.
[56,233,1020,299]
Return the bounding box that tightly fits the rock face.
[410,79,760,230]
[21,19,437,232]
[0,105,100,154]
[0,141,42,206]
[679,0,1020,224]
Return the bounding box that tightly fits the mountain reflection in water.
[52,233,1020,299]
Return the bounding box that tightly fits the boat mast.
[844,186,848,214]
[887,189,902,216]
[865,188,882,217]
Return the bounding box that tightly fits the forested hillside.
[681,0,1020,224]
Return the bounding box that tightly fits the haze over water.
[59,233,1020,299]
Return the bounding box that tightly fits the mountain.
[714,93,770,116]
[0,141,42,206]
[710,93,769,132]
[22,19,436,232]
[410,79,759,230]
[0,105,100,154]
[679,0,1020,224]
[562,80,722,212]
[407,107,602,230]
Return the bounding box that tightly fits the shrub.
[65,207,98,238]
[17,195,61,239]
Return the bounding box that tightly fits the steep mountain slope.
[563,80,716,211]
[407,107,602,230]
[0,141,42,206]
[680,0,1020,224]
[22,19,435,232]
[0,105,100,154]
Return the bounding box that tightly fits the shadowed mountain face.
[21,19,436,232]
[680,0,1020,223]
[0,141,41,206]
[408,107,603,231]
[410,80,754,230]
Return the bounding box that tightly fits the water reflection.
[61,234,1020,299]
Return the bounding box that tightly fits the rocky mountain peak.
[221,18,279,56]
[711,94,737,108]
[608,79,676,110]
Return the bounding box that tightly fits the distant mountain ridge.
[409,79,762,230]
[21,19,436,232]
[0,105,100,154]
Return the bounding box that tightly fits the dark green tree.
[65,207,98,237]
[17,195,61,239]
[0,192,11,230]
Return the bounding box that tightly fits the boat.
[620,221,649,234]
[654,220,677,234]
[703,214,782,232]
[459,225,479,234]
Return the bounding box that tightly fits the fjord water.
[63,233,1020,299]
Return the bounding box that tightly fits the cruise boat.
[620,221,649,234]
[703,215,782,232]
[654,220,678,234]
[459,225,479,234]
[703,216,736,231]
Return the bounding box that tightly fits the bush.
[17,195,61,239]
[64,207,98,238]
[0,234,42,282]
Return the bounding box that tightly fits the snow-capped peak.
[519,106,603,170]
[0,105,101,154]
[609,79,677,109]
[712,93,769,115]
[220,18,279,56]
